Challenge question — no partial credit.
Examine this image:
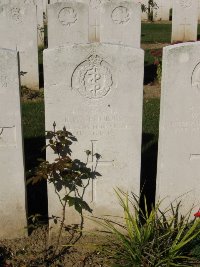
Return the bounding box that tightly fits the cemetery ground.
[2,22,200,266]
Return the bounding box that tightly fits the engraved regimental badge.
[10,7,23,23]
[111,6,130,25]
[72,55,114,99]
[58,7,77,26]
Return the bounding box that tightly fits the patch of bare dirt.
[141,43,170,50]
[144,83,161,99]
[0,227,114,267]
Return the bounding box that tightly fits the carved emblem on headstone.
[192,62,200,89]
[179,0,192,8]
[58,7,77,26]
[72,55,114,99]
[111,6,130,24]
[90,0,101,9]
[10,7,22,23]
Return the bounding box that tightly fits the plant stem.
[53,200,67,257]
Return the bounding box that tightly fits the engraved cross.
[180,17,191,40]
[0,126,14,136]
[87,140,114,201]
[190,154,200,161]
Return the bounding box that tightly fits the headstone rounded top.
[58,7,77,26]
[71,54,114,100]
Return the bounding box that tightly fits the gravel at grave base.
[0,227,115,267]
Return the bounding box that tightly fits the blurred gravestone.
[0,0,44,46]
[0,4,39,89]
[155,0,172,21]
[50,0,105,42]
[100,0,141,47]
[47,1,89,48]
[171,0,198,43]
[0,48,27,238]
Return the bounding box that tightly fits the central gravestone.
[44,43,144,229]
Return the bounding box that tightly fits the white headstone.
[100,0,141,48]
[198,0,200,21]
[22,0,44,47]
[0,4,39,90]
[50,0,106,42]
[0,48,27,238]
[155,0,172,21]
[44,43,144,229]
[47,1,89,48]
[0,0,44,47]
[157,42,200,212]
[171,0,198,43]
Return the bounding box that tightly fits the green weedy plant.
[96,189,200,267]
[151,49,163,84]
[29,123,101,257]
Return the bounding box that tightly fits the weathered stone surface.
[50,0,106,42]
[0,48,27,238]
[44,43,144,229]
[198,0,200,21]
[171,0,198,43]
[0,4,39,89]
[48,1,89,48]
[100,0,141,47]
[0,0,44,46]
[155,0,172,21]
[157,42,200,213]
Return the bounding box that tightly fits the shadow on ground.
[140,133,158,212]
[24,137,48,229]
[144,64,157,85]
